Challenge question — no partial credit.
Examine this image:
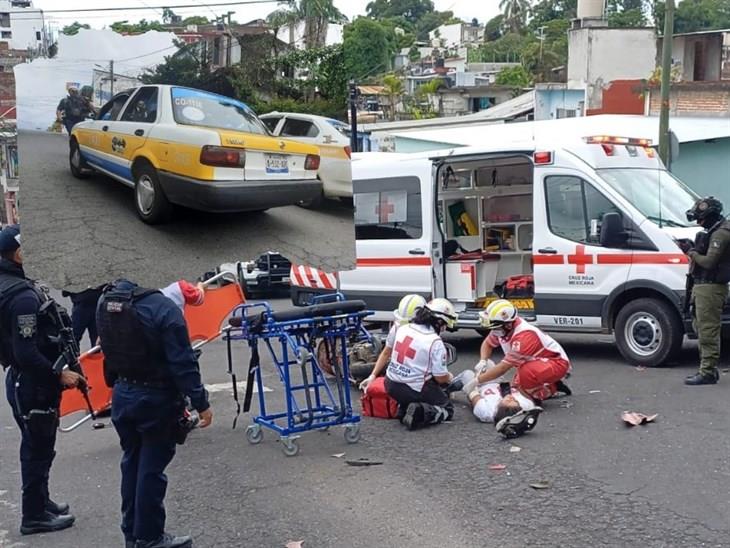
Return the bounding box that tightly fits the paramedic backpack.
[361,377,399,419]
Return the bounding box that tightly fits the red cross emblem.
[394,335,417,364]
[376,197,395,223]
[567,244,593,274]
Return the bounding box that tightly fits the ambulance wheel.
[133,162,172,224]
[615,298,683,367]
[69,139,90,179]
[344,424,361,444]
[246,424,263,444]
[281,437,300,457]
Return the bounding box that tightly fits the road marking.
[205,381,272,394]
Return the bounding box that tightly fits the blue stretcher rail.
[224,293,374,456]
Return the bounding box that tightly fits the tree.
[528,0,577,30]
[495,65,533,88]
[414,10,455,41]
[61,21,90,35]
[415,77,444,115]
[181,16,209,26]
[366,0,435,25]
[484,14,505,41]
[655,0,730,33]
[499,0,530,33]
[275,0,348,50]
[162,8,176,24]
[110,19,166,34]
[343,17,393,80]
[382,73,404,120]
[606,0,649,27]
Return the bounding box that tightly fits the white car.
[259,112,352,207]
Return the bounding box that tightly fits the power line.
[39,1,280,13]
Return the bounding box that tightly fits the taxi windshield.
[170,87,269,135]
[596,168,699,228]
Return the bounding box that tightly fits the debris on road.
[488,464,507,471]
[509,446,521,453]
[331,453,346,459]
[285,541,304,548]
[529,481,551,490]
[560,400,573,409]
[589,390,601,394]
[346,458,383,467]
[635,366,646,372]
[621,411,658,426]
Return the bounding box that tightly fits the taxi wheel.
[133,163,172,224]
[69,139,90,179]
[615,298,684,367]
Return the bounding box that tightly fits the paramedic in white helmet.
[359,294,426,392]
[384,298,458,430]
[476,299,571,403]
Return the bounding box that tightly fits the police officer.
[684,197,730,385]
[56,85,92,135]
[96,279,213,548]
[0,225,81,535]
[61,284,105,347]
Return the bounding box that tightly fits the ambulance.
[290,135,724,367]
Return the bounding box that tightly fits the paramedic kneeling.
[384,298,458,430]
[96,279,212,548]
[476,299,571,403]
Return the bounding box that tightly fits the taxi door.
[532,167,633,330]
[104,86,158,184]
[75,91,133,173]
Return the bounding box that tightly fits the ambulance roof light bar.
[584,135,653,147]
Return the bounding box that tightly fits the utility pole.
[109,59,115,96]
[349,81,358,153]
[658,0,675,165]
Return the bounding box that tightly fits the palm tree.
[274,0,348,50]
[499,0,530,34]
[382,73,404,121]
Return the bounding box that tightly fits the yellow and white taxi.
[259,112,352,208]
[70,85,322,224]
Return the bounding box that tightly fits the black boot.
[46,499,70,515]
[402,403,425,431]
[555,380,572,397]
[20,511,75,535]
[135,533,193,548]
[684,371,719,385]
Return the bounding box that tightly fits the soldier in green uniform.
[684,197,730,385]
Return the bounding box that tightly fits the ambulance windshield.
[596,168,699,228]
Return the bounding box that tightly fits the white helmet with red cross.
[480,299,518,329]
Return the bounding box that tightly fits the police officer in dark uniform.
[0,225,82,535]
[61,284,105,347]
[96,279,213,548]
[684,197,730,385]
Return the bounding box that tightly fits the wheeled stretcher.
[226,293,372,456]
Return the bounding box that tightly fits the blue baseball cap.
[0,224,20,253]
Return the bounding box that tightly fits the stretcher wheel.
[344,424,361,444]
[246,425,263,444]
[281,437,300,457]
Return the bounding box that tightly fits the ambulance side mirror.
[599,212,628,247]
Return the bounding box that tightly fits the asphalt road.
[18,131,355,291]
[1,294,730,548]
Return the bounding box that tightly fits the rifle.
[40,295,96,420]
[682,231,709,316]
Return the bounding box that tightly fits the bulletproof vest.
[693,219,730,283]
[97,285,165,381]
[0,274,58,370]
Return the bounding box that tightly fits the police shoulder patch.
[17,314,37,339]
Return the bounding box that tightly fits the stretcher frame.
[227,293,372,456]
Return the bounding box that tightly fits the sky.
[31,1,501,32]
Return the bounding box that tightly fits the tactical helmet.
[686,196,723,223]
[426,298,458,329]
[393,294,427,325]
[479,299,518,329]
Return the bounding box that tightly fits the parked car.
[70,85,322,224]
[259,112,352,208]
[218,251,292,298]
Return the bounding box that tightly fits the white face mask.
[491,326,506,338]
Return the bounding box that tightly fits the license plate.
[265,154,288,174]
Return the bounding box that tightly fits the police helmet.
[686,196,723,223]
